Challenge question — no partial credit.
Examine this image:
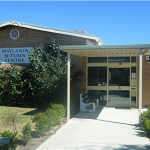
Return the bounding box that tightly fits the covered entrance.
[60,44,150,121]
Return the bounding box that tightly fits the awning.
[60,44,150,56]
[60,44,150,123]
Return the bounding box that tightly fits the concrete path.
[36,107,150,150]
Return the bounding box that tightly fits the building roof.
[0,20,103,45]
[60,44,150,56]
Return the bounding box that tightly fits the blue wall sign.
[0,47,33,63]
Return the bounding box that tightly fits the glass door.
[108,68,130,107]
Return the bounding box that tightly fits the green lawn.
[0,103,77,138]
[0,106,47,136]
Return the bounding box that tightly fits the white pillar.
[139,49,142,123]
[67,50,70,122]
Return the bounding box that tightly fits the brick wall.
[137,55,150,108]
[70,55,86,97]
[0,26,89,98]
[0,26,86,68]
[0,26,86,48]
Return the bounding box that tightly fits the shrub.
[141,109,150,135]
[45,108,59,126]
[51,103,66,124]
[32,109,58,137]
[32,104,66,137]
[141,109,150,125]
[21,122,31,145]
[143,119,150,135]
[0,130,18,150]
[0,66,22,106]
[32,112,48,137]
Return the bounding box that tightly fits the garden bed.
[16,118,67,150]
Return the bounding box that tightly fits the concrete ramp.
[36,107,150,150]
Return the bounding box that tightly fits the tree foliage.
[26,38,67,91]
[0,37,83,107]
[0,66,23,105]
[20,38,67,106]
[0,38,67,107]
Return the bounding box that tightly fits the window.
[88,67,107,86]
[108,57,130,63]
[131,56,136,62]
[88,57,107,63]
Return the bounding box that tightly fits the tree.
[0,37,83,108]
[21,37,67,107]
[2,108,20,134]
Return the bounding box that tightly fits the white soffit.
[60,44,150,57]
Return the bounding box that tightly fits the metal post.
[130,66,131,108]
[107,67,109,106]
[13,122,14,134]
[139,49,142,123]
[67,50,70,122]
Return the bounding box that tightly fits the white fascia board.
[0,20,101,43]
[60,44,150,50]
[0,21,11,27]
[21,24,100,42]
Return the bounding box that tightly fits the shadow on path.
[73,107,148,139]
[63,144,150,150]
[73,107,104,120]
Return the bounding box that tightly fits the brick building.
[0,20,150,110]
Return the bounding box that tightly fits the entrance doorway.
[108,68,130,107]
[87,56,137,108]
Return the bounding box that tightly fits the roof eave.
[0,21,12,28]
[60,44,150,50]
[0,20,101,43]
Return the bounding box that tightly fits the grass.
[0,106,47,137]
[0,102,79,140]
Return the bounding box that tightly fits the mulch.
[16,118,67,150]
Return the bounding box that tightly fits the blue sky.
[0,1,149,45]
